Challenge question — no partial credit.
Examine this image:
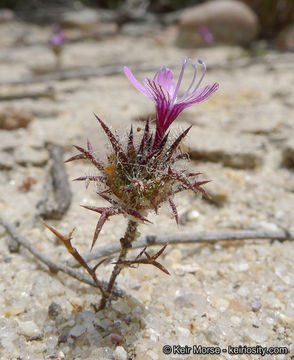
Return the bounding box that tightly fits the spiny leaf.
[146,131,169,166]
[73,145,104,171]
[81,204,118,214]
[87,139,94,152]
[151,244,168,260]
[168,198,178,224]
[127,125,135,157]
[124,207,152,223]
[138,118,150,155]
[94,114,128,162]
[90,207,122,250]
[168,167,205,196]
[97,192,119,206]
[187,172,202,177]
[165,126,192,162]
[170,153,189,164]
[64,153,87,163]
[73,175,106,182]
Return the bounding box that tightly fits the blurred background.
[0,0,293,47]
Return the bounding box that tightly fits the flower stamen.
[171,57,189,104]
[192,59,207,94]
[181,63,197,100]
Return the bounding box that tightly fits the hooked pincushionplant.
[45,58,218,311]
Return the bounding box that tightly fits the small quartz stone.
[251,298,262,312]
[113,346,127,360]
[69,325,86,338]
[244,327,269,343]
[18,320,42,338]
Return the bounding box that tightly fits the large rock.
[176,0,259,47]
[62,8,101,30]
[187,128,264,169]
[276,25,294,51]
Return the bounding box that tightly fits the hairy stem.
[97,220,138,311]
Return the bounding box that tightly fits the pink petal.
[153,67,175,95]
[123,66,150,97]
[143,78,171,103]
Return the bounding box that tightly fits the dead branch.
[67,225,294,267]
[37,143,72,220]
[43,221,106,296]
[0,214,123,297]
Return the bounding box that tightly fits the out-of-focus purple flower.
[124,58,219,146]
[50,23,65,47]
[50,31,65,47]
[199,26,214,44]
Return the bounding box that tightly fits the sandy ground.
[0,19,294,360]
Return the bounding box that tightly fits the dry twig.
[37,143,72,219]
[67,225,294,267]
[0,214,123,298]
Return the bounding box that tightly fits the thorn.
[92,258,107,272]
[153,244,168,259]
[168,198,178,225]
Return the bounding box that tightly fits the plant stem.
[97,220,138,311]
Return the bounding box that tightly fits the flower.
[50,32,65,46]
[199,26,214,44]
[49,24,65,47]
[123,58,219,146]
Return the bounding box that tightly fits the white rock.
[215,298,229,312]
[113,346,127,360]
[69,324,86,338]
[237,286,249,297]
[275,264,294,285]
[233,259,249,272]
[176,0,259,47]
[244,327,269,343]
[18,320,41,338]
[230,316,242,325]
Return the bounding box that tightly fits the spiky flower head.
[66,59,218,250]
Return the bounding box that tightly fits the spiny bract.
[66,115,208,250]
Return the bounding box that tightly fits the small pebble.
[251,298,262,312]
[18,320,41,338]
[110,333,124,346]
[48,302,62,320]
[113,346,127,360]
[69,324,86,338]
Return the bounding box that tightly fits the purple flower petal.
[123,66,150,97]
[153,67,175,95]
